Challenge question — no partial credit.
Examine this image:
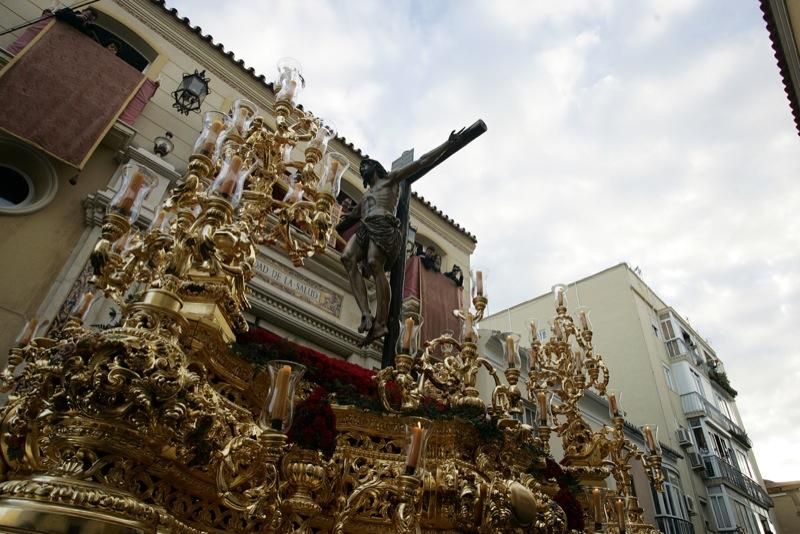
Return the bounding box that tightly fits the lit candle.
[405,422,424,474]
[615,498,626,532]
[73,292,94,320]
[537,391,548,425]
[506,335,516,367]
[201,119,224,156]
[643,425,657,453]
[117,172,147,214]
[270,364,293,428]
[608,393,619,417]
[401,317,415,353]
[591,488,602,525]
[476,271,484,296]
[14,318,38,348]
[216,155,243,198]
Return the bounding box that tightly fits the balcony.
[656,516,695,534]
[703,455,773,509]
[680,393,751,448]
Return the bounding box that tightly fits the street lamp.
[171,70,210,115]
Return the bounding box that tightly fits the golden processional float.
[0,59,664,533]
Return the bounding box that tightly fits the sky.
[167,0,800,481]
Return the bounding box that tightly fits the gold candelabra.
[0,58,663,534]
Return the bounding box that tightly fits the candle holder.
[306,118,336,162]
[275,57,304,108]
[192,110,229,160]
[607,389,623,419]
[552,283,568,312]
[109,164,157,223]
[258,360,306,433]
[640,424,660,455]
[229,98,258,138]
[583,486,608,533]
[317,151,348,198]
[403,418,432,476]
[208,148,260,207]
[396,312,423,355]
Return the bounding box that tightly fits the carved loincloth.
[355,215,402,272]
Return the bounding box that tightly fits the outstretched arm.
[389,120,487,186]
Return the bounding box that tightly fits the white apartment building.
[482,263,775,534]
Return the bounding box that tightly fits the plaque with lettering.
[254,257,343,317]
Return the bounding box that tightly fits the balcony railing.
[703,455,773,509]
[656,516,695,534]
[680,393,751,447]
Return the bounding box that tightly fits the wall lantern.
[171,70,210,115]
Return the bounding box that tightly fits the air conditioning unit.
[688,452,704,470]
[676,427,692,447]
[685,495,697,515]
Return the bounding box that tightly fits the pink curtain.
[6,16,51,55]
[119,78,159,125]
[403,255,462,344]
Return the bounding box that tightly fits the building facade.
[482,263,775,534]
[0,0,475,366]
[765,480,800,534]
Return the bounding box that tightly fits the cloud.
[167,0,800,482]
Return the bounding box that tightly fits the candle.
[216,155,243,198]
[476,271,484,296]
[280,80,298,102]
[73,292,94,320]
[464,313,474,342]
[643,425,657,453]
[579,309,590,330]
[591,488,602,525]
[117,172,147,213]
[608,393,619,417]
[270,364,293,427]
[554,285,565,307]
[506,336,516,367]
[201,119,224,156]
[537,392,548,425]
[233,108,252,135]
[401,317,415,352]
[529,320,538,342]
[14,318,38,348]
[615,498,626,532]
[553,320,563,340]
[405,422,424,474]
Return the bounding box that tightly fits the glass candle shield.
[470,270,487,299]
[552,283,568,309]
[71,291,99,321]
[397,312,423,355]
[230,98,258,137]
[576,306,592,331]
[318,152,348,197]
[461,311,477,343]
[192,111,229,159]
[149,208,176,234]
[14,318,38,348]
[641,424,660,454]
[404,418,432,476]
[308,119,337,155]
[209,150,260,207]
[583,487,608,530]
[259,360,306,433]
[536,391,553,426]
[503,332,521,368]
[109,164,157,223]
[607,389,623,418]
[275,57,304,105]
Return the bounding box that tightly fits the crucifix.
[335,120,487,367]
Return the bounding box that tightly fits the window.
[710,494,733,530]
[709,431,731,462]
[660,316,676,340]
[538,328,548,342]
[734,449,754,479]
[663,365,676,392]
[734,500,758,534]
[0,139,58,215]
[716,394,733,420]
[651,468,691,530]
[0,166,32,208]
[91,12,159,72]
[691,370,704,397]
